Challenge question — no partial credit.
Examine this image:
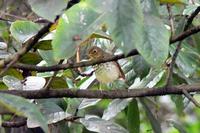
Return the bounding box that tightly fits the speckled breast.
[94,62,120,83]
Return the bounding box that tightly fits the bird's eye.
[93,49,97,53]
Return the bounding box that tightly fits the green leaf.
[1,69,23,79]
[192,32,200,54]
[52,1,104,59]
[122,60,136,79]
[166,119,187,133]
[140,99,162,133]
[142,0,160,15]
[63,69,74,78]
[159,0,186,4]
[3,76,46,91]
[0,21,8,32]
[78,99,101,110]
[129,68,164,89]
[38,50,58,65]
[28,0,68,22]
[0,93,48,133]
[28,101,71,126]
[139,0,169,67]
[34,40,52,50]
[138,14,169,67]
[66,98,81,114]
[127,99,140,133]
[48,77,68,88]
[171,95,184,115]
[170,44,200,78]
[106,0,144,54]
[69,123,83,133]
[49,121,70,133]
[132,55,150,78]
[10,20,41,43]
[0,21,10,41]
[183,5,199,16]
[102,99,131,120]
[79,74,96,90]
[3,75,22,90]
[80,115,128,133]
[19,52,42,65]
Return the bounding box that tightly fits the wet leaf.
[80,115,128,133]
[0,93,48,133]
[28,0,68,22]
[10,21,40,43]
[102,99,131,120]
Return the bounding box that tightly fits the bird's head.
[87,46,104,60]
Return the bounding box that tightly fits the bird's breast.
[94,62,120,83]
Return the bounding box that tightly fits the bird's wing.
[103,52,125,80]
[114,61,125,80]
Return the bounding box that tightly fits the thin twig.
[165,6,200,87]
[190,0,195,4]
[166,41,182,87]
[0,22,53,76]
[167,4,175,36]
[0,17,13,23]
[170,25,200,43]
[76,45,83,73]
[182,89,200,108]
[43,60,64,90]
[0,11,27,20]
[1,116,82,128]
[184,6,200,31]
[64,116,82,122]
[2,118,27,128]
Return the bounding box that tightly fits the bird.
[87,46,125,83]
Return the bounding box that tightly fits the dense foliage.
[0,0,200,133]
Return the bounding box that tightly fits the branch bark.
[12,24,200,72]
[170,25,200,43]
[2,119,27,128]
[0,0,81,76]
[13,49,139,72]
[0,22,53,75]
[1,116,81,128]
[0,85,200,99]
[166,6,200,87]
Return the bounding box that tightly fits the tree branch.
[1,116,81,128]
[43,60,64,90]
[0,0,81,76]
[0,85,199,99]
[0,22,53,76]
[167,4,175,36]
[182,89,200,108]
[166,6,200,87]
[184,6,200,31]
[170,25,200,43]
[11,24,200,72]
[2,119,27,128]
[13,49,139,72]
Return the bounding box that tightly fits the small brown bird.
[87,46,125,83]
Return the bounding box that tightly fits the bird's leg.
[99,83,103,93]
